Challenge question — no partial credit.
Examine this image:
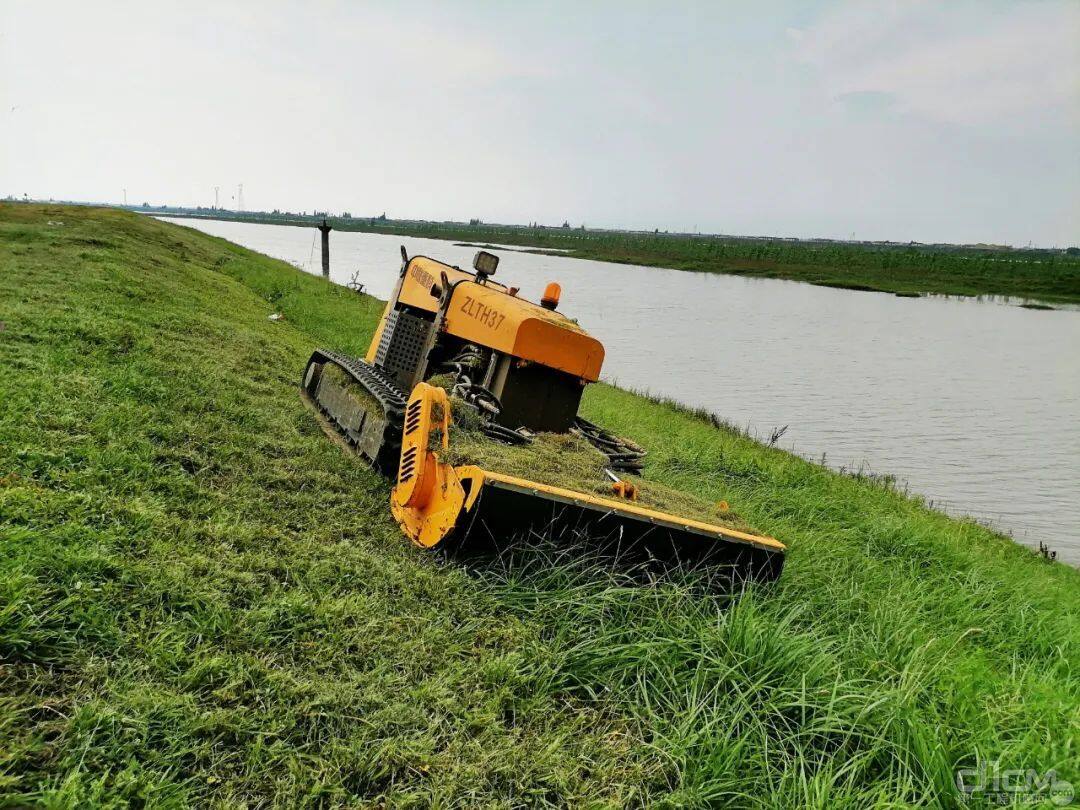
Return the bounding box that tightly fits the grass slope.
[1,205,1077,808]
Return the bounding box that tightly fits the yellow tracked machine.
[302,248,784,580]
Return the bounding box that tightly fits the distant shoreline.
[14,200,1079,304]
[153,209,1080,305]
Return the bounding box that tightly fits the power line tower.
[237,183,244,212]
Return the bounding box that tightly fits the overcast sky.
[2,1,1077,245]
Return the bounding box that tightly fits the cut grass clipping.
[316,365,757,532]
[316,360,385,422]
[435,385,757,535]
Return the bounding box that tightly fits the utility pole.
[318,218,331,278]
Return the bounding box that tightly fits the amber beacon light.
[540,282,561,310]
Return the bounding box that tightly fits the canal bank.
[3,204,1078,806]
[162,216,1080,565]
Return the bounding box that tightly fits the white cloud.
[3,1,1076,244]
[790,1,1080,128]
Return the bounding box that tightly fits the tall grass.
[2,204,1077,807]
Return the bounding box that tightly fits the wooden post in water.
[318,218,331,278]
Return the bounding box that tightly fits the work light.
[472,250,499,276]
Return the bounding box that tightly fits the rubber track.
[304,349,407,475]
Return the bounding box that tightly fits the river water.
[159,217,1080,565]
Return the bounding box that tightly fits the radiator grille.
[375,310,431,390]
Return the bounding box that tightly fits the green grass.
[169,209,1080,304]
[2,204,1078,807]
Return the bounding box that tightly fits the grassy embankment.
[2,205,1078,807]
[168,210,1080,304]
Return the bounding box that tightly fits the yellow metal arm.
[390,383,468,548]
[394,383,450,509]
